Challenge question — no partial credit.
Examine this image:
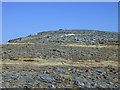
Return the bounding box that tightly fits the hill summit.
[8,29,118,45]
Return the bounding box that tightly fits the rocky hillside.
[8,29,118,45]
[1,29,119,88]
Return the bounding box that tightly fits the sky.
[2,2,118,43]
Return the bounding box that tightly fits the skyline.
[2,2,118,43]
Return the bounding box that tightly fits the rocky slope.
[8,29,118,45]
[2,65,119,88]
[1,29,119,89]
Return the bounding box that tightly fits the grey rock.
[23,84,33,88]
[103,79,110,84]
[54,67,64,72]
[108,65,113,68]
[40,76,56,82]
[74,81,85,85]
[47,84,56,88]
[91,83,97,86]
[97,85,106,88]
[74,77,88,83]
[65,86,73,88]
[54,76,61,80]
[41,80,48,83]
[94,68,105,73]
[83,85,92,88]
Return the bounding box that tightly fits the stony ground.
[1,43,118,61]
[1,65,119,88]
[0,43,119,89]
[0,30,119,89]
